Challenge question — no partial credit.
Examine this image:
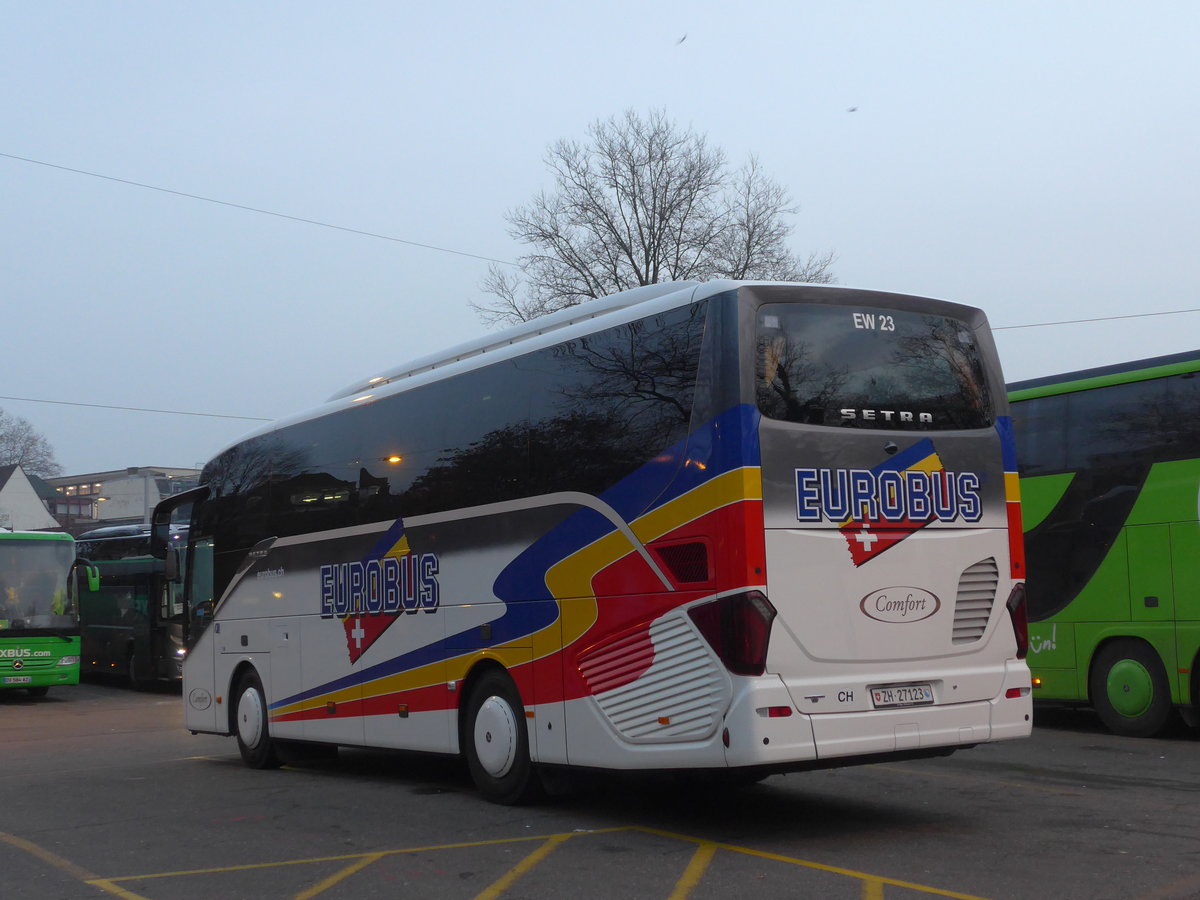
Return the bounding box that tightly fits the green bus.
[1009,350,1200,736]
[75,525,188,688]
[0,530,82,697]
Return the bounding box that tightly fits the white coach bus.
[155,281,1032,803]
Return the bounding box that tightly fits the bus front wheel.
[463,670,542,805]
[234,671,282,769]
[1089,640,1173,738]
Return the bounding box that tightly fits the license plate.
[871,683,934,709]
[3,676,32,685]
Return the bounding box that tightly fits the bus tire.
[234,671,282,769]
[463,670,542,805]
[127,651,147,691]
[1089,640,1173,738]
[26,686,49,699]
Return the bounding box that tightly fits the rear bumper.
[723,661,1031,766]
[807,691,1031,759]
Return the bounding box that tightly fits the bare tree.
[476,109,834,325]
[0,408,61,478]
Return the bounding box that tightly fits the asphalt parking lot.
[2,680,1197,900]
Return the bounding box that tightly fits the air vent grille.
[953,557,999,644]
[652,541,710,584]
[578,616,726,743]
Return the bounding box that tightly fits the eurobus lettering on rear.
[794,467,982,523]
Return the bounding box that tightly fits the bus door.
[180,533,221,733]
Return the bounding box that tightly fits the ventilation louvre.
[953,557,999,644]
[577,617,726,743]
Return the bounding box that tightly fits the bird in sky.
[676,33,687,45]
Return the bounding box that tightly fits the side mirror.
[165,546,180,584]
[75,558,100,592]
[151,485,208,559]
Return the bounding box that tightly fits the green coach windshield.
[0,535,77,630]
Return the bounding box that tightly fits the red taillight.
[1005,583,1028,660]
[687,591,777,676]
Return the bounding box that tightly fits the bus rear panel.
[748,287,1030,762]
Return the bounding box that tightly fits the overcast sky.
[4,2,1198,476]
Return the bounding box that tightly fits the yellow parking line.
[0,831,150,900]
[85,878,154,900]
[631,827,991,900]
[471,833,572,900]
[667,841,717,900]
[94,832,580,885]
[293,851,386,900]
[22,824,988,899]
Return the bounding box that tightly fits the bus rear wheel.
[463,670,542,805]
[234,671,282,769]
[127,651,147,691]
[1089,640,1173,738]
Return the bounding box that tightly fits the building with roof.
[44,467,201,534]
[0,464,61,531]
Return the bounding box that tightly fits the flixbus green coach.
[1009,350,1200,736]
[0,530,83,697]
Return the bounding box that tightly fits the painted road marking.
[0,831,151,900]
[666,840,717,900]
[292,851,386,900]
[2,825,992,900]
[473,833,571,900]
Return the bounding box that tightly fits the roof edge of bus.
[1007,348,1200,398]
[324,279,961,404]
[207,279,985,466]
[325,280,708,402]
[0,530,74,539]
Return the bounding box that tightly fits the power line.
[6,151,1196,330]
[0,151,516,267]
[6,302,1200,424]
[993,308,1200,331]
[0,395,272,422]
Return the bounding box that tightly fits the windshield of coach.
[755,303,994,430]
[0,539,77,629]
